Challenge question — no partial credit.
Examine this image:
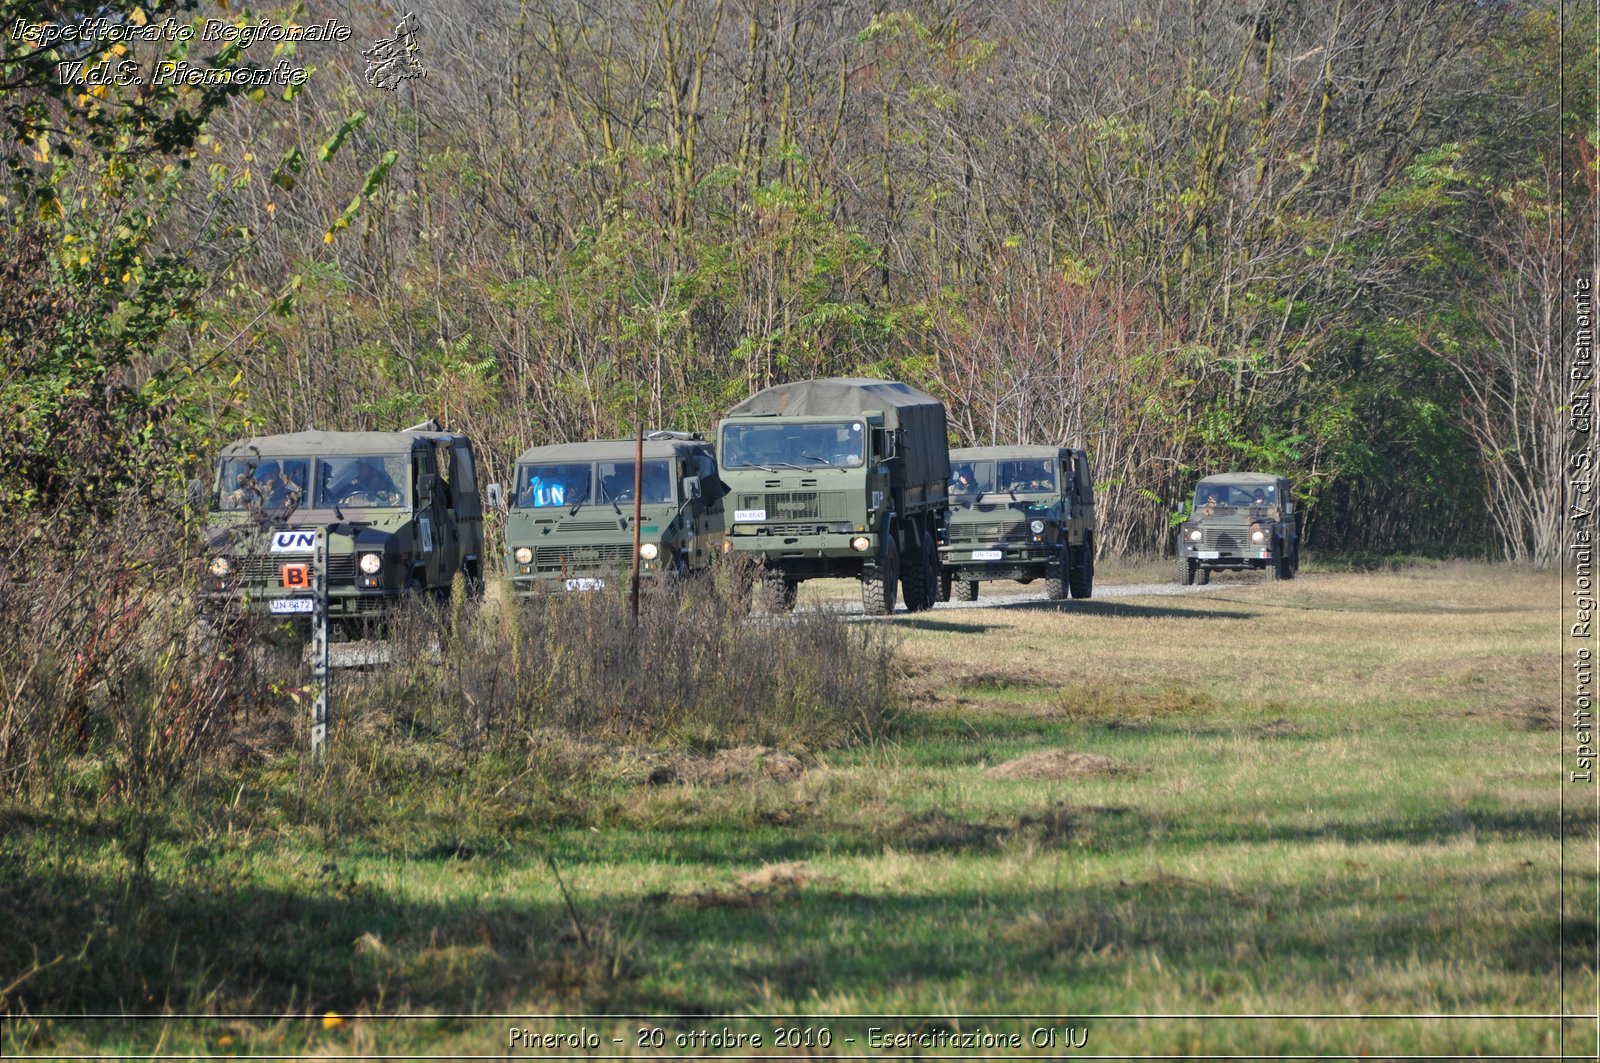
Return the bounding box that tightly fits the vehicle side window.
[451,444,477,495]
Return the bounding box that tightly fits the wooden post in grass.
[310,527,330,757]
[629,424,643,629]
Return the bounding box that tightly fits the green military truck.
[940,445,1096,602]
[492,433,725,592]
[201,426,486,624]
[1175,472,1299,584]
[717,378,950,615]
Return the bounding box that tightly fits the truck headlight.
[514,546,533,564]
[639,542,659,560]
[1188,529,1203,542]
[1251,529,1266,543]
[851,536,871,552]
[1030,519,1045,534]
[359,552,383,574]
[208,556,230,577]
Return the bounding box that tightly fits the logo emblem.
[269,530,318,553]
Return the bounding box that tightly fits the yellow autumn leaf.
[112,43,127,55]
[323,231,334,244]
[321,1012,344,1030]
[129,7,147,25]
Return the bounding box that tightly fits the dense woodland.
[1,0,1590,562]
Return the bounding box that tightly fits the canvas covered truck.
[1175,471,1299,584]
[200,427,486,626]
[717,377,950,615]
[940,445,1096,602]
[492,433,725,593]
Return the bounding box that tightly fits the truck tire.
[1068,534,1094,599]
[862,539,899,615]
[901,529,937,612]
[938,570,953,603]
[1197,566,1211,586]
[1272,538,1294,581]
[760,568,798,611]
[954,579,978,602]
[1045,552,1068,600]
[1177,554,1196,586]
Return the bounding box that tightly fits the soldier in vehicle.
[951,464,980,494]
[1251,488,1267,506]
[334,460,402,507]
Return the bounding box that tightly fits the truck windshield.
[950,458,1056,499]
[597,460,674,504]
[721,422,864,469]
[217,457,310,511]
[517,463,593,508]
[316,455,410,508]
[1195,483,1275,509]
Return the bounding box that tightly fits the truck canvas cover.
[726,378,949,488]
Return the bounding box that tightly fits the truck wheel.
[938,570,953,603]
[901,530,937,612]
[862,539,899,615]
[1197,567,1211,586]
[1273,540,1294,581]
[760,569,798,612]
[1068,535,1094,599]
[1177,555,1196,586]
[1045,552,1068,600]
[954,579,979,602]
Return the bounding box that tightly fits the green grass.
[1,564,1586,1057]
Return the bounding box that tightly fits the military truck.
[1175,472,1298,584]
[717,378,950,615]
[492,432,724,592]
[200,426,486,624]
[940,445,1096,602]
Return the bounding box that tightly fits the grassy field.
[2,563,1586,1057]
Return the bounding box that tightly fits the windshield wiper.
[802,455,847,471]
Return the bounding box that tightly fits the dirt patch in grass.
[984,750,1129,780]
[663,861,830,910]
[886,808,1010,853]
[1052,685,1218,725]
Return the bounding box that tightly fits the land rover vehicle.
[1175,472,1298,583]
[717,378,950,615]
[201,426,486,623]
[940,445,1096,602]
[494,433,725,592]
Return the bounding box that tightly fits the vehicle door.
[412,447,447,586]
[449,439,484,575]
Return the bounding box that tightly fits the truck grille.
[1201,527,1247,551]
[237,555,356,584]
[737,491,850,521]
[948,520,1028,543]
[535,544,631,571]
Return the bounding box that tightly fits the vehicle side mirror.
[487,482,505,509]
[681,476,702,501]
[186,477,207,513]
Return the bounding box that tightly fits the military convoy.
[201,388,1303,629]
[716,378,949,615]
[941,445,1096,603]
[200,427,485,624]
[1174,472,1298,584]
[493,433,724,592]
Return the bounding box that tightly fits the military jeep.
[1175,472,1298,584]
[939,445,1096,602]
[200,427,486,623]
[495,433,725,593]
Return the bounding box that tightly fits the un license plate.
[972,549,1003,561]
[269,597,316,614]
[733,509,766,522]
[565,578,605,592]
[1197,550,1222,559]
